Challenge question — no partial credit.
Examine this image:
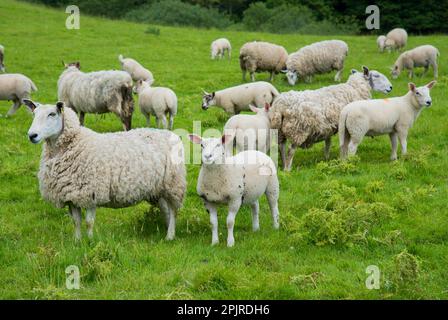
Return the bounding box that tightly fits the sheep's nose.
[202,105,208,110]
[28,133,38,143]
[204,154,212,160]
[426,100,432,106]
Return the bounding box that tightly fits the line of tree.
[24,0,448,34]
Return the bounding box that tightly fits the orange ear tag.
[383,98,390,103]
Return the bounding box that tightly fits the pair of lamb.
[377,28,408,53]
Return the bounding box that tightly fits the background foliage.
[23,0,448,34]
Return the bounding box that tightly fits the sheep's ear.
[75,62,81,69]
[426,80,436,89]
[211,92,215,99]
[23,99,38,112]
[362,66,370,77]
[264,103,270,112]
[249,104,259,113]
[188,134,202,144]
[221,134,232,145]
[351,69,358,74]
[408,82,416,92]
[56,101,64,113]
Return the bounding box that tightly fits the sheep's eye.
[48,112,57,117]
[416,92,420,96]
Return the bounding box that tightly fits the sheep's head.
[25,100,64,144]
[62,61,81,70]
[202,91,216,110]
[133,79,150,94]
[352,66,392,94]
[282,69,298,86]
[0,51,5,72]
[188,134,232,165]
[391,65,401,79]
[409,81,436,108]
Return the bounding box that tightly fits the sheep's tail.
[29,79,38,92]
[118,54,124,63]
[166,94,177,116]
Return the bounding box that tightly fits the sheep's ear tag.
[56,102,64,114]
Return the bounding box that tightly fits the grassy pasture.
[0,0,447,299]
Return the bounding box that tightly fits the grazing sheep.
[202,81,279,115]
[58,62,134,130]
[0,73,37,116]
[377,35,386,52]
[0,45,5,72]
[284,40,348,85]
[339,81,436,160]
[223,103,271,154]
[118,54,154,84]
[384,28,408,52]
[133,79,177,130]
[25,100,186,241]
[391,45,439,79]
[211,38,231,60]
[270,66,393,171]
[239,41,288,82]
[188,134,279,247]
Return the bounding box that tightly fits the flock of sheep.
[0,27,439,247]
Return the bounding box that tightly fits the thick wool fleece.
[286,40,348,78]
[239,41,288,74]
[58,67,133,117]
[38,107,186,210]
[269,73,371,148]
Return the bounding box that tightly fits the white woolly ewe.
[284,40,348,85]
[339,81,436,160]
[384,28,408,52]
[118,54,154,84]
[391,45,439,79]
[25,100,186,241]
[189,134,280,247]
[0,73,37,116]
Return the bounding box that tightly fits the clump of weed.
[145,26,160,35]
[82,241,118,282]
[290,272,323,289]
[390,162,407,180]
[372,230,402,246]
[163,284,193,300]
[316,156,360,175]
[365,180,385,194]
[390,250,421,288]
[192,267,236,293]
[32,284,70,300]
[394,185,437,212]
[298,180,395,246]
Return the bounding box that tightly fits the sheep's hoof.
[390,156,398,161]
[211,239,219,246]
[227,239,235,247]
[165,234,175,241]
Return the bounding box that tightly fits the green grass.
[1,0,448,299]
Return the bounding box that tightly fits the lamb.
[284,40,348,85]
[0,73,37,116]
[377,35,386,52]
[133,79,177,130]
[211,38,231,60]
[391,45,439,79]
[339,81,436,160]
[223,103,271,154]
[118,54,154,84]
[269,66,393,171]
[0,45,5,72]
[58,62,134,130]
[239,41,288,82]
[384,28,408,52]
[25,100,186,241]
[188,134,279,247]
[202,81,279,115]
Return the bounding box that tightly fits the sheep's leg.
[158,198,176,240]
[266,182,280,229]
[269,71,274,82]
[69,205,82,241]
[280,140,287,169]
[242,70,247,82]
[156,117,161,128]
[161,115,168,129]
[324,137,332,160]
[204,201,219,246]
[79,111,85,126]
[6,99,21,116]
[398,131,408,157]
[227,198,242,247]
[250,72,255,82]
[431,61,438,78]
[421,66,429,78]
[143,113,151,127]
[389,132,398,161]
[168,113,174,130]
[340,131,350,160]
[408,70,414,79]
[250,201,260,232]
[334,69,343,82]
[86,207,96,239]
[285,143,298,172]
